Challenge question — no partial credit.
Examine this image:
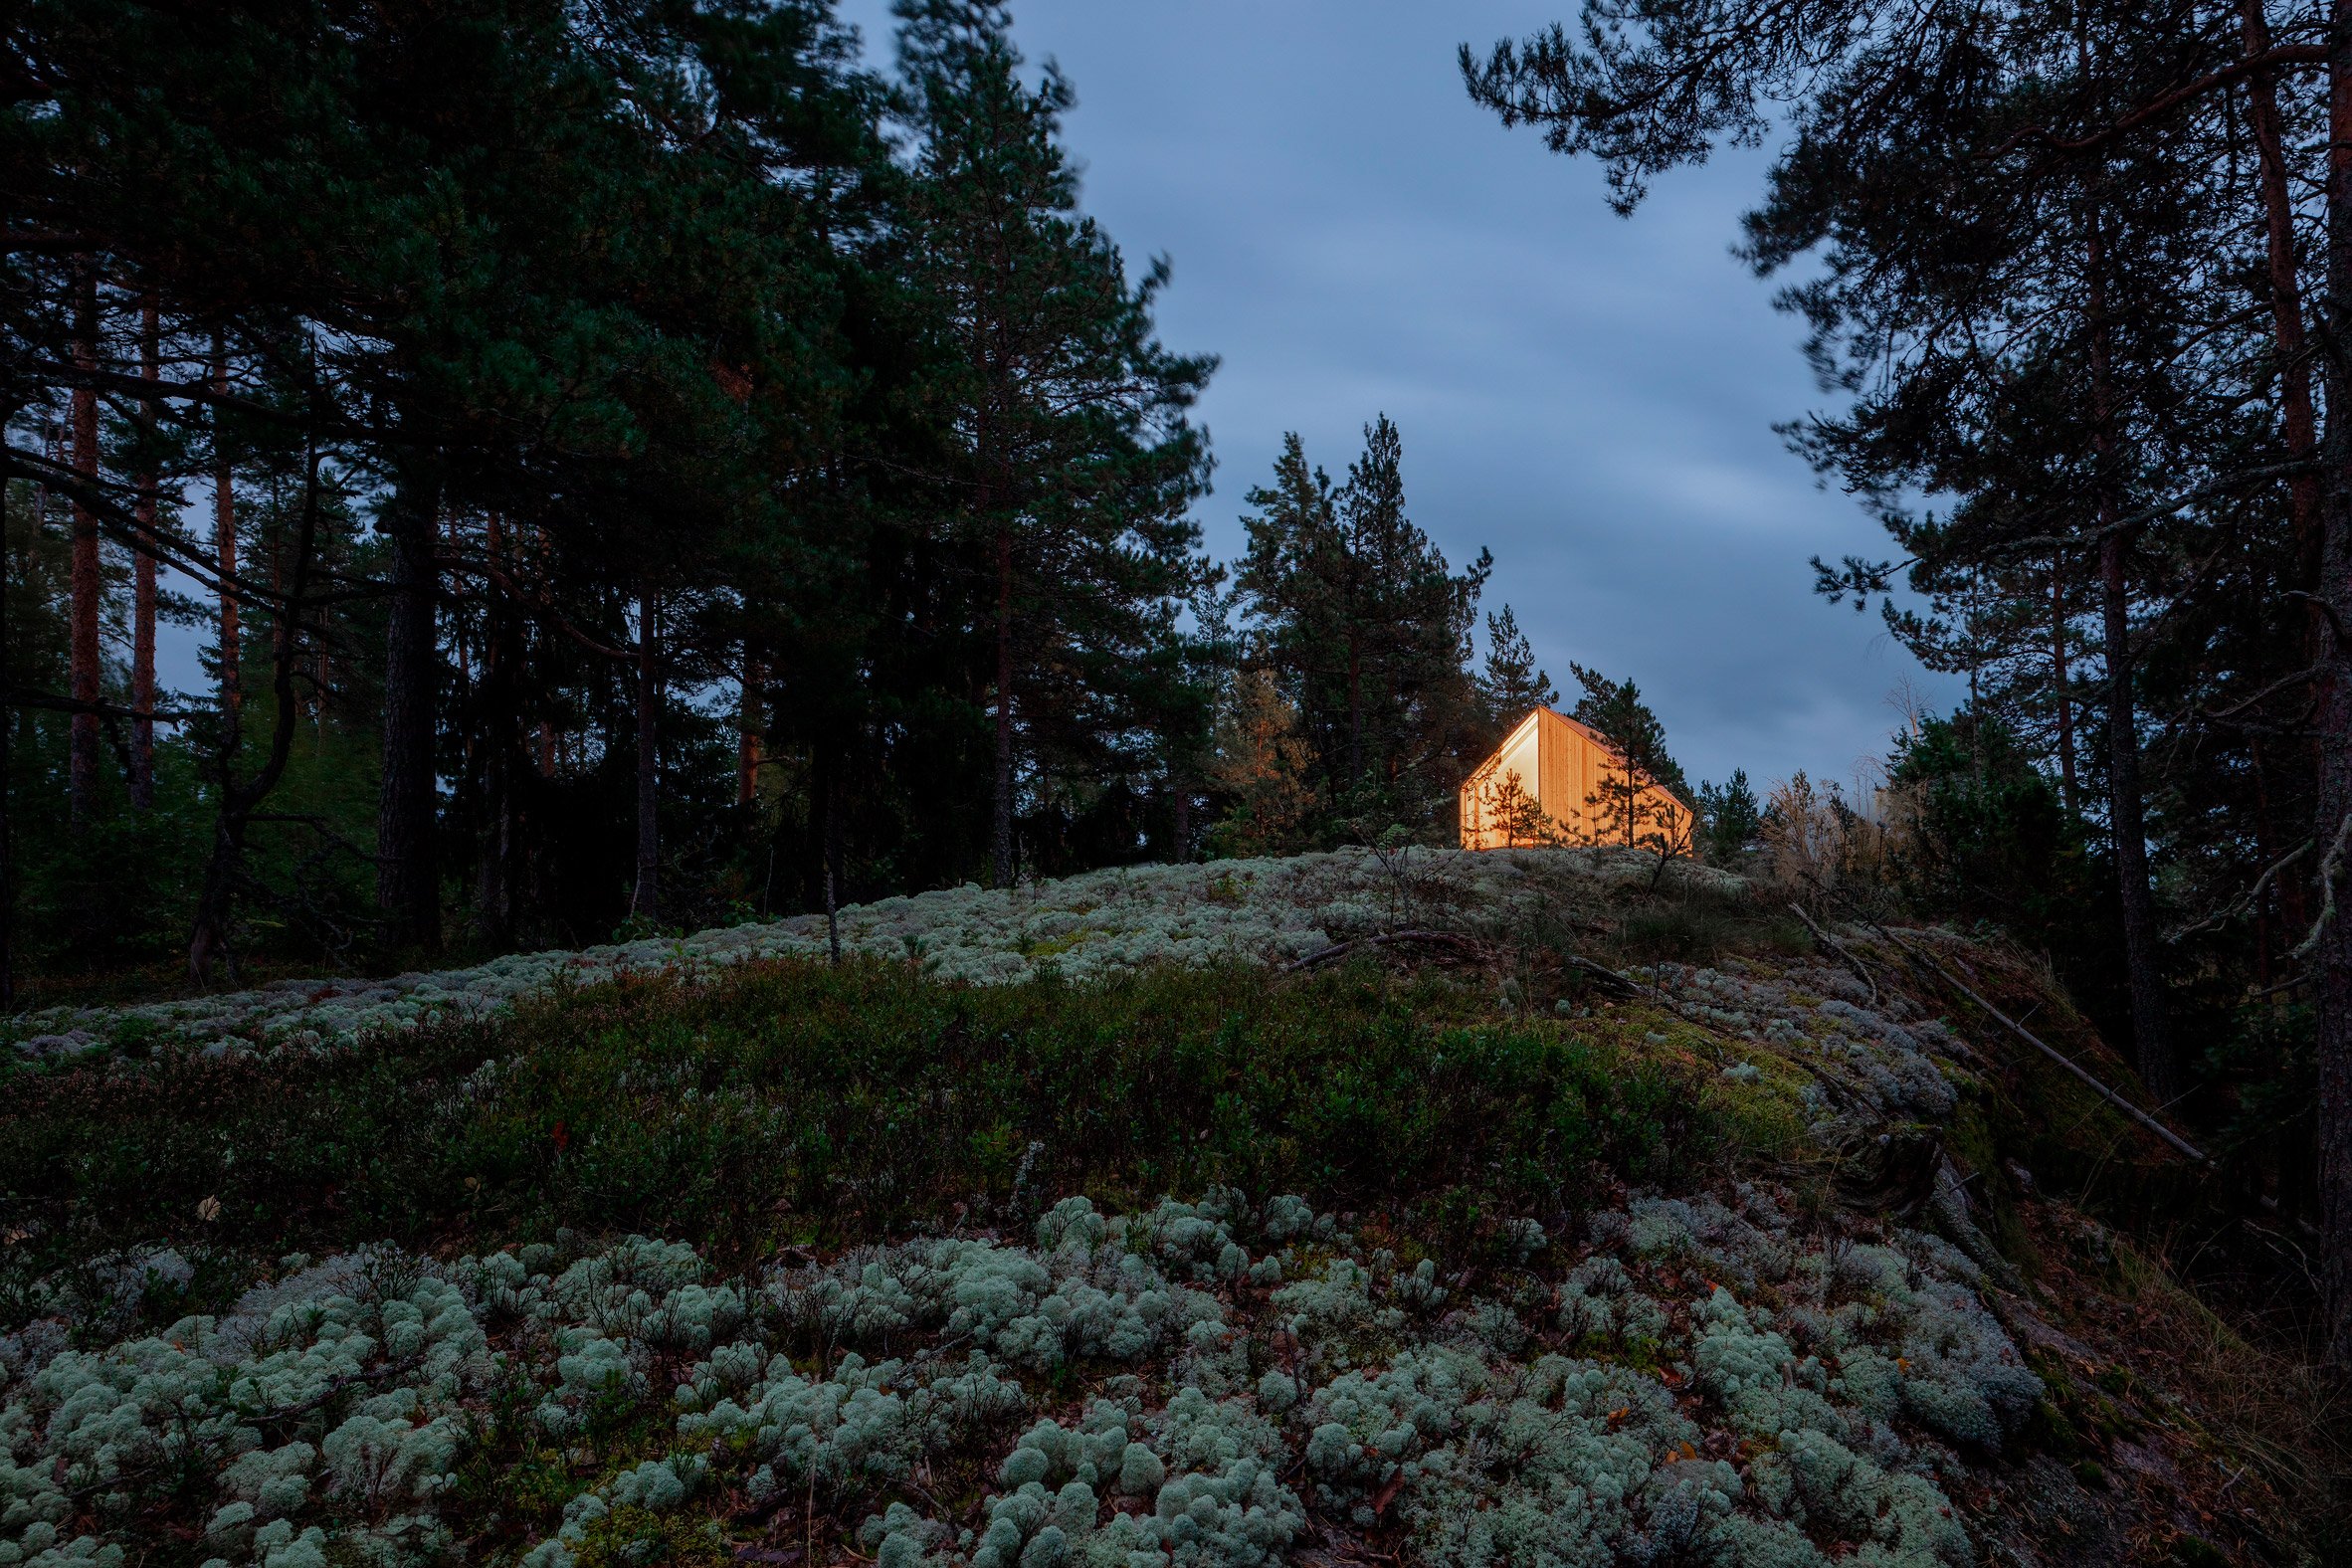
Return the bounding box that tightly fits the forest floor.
[0,849,2342,1568]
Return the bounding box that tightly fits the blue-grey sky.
[843,0,1959,792]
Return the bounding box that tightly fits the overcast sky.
[840,0,1958,792]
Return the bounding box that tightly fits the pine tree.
[1568,661,1688,852]
[895,0,1214,887]
[1205,668,1318,858]
[127,294,159,810]
[1696,769,1762,863]
[1238,419,1489,832]
[1478,604,1558,725]
[66,269,99,829]
[1473,769,1563,849]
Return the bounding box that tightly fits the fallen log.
[1561,954,1644,1000]
[1282,929,1488,973]
[1873,923,2206,1164]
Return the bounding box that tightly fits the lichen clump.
[1,1185,2038,1568]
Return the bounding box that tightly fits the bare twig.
[2289,811,2352,960]
[2201,664,2328,723]
[5,687,203,723]
[1996,459,2323,556]
[2169,838,2311,943]
[1788,902,1878,1005]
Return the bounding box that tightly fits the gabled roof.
[1466,705,1690,808]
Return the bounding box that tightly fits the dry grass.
[2089,1233,2352,1560]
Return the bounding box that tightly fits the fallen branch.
[1282,929,1488,973]
[1562,954,1643,1000]
[1874,925,2206,1164]
[1788,902,1878,1005]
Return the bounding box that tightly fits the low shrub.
[0,960,1705,1330]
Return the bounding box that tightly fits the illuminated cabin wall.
[1459,707,1692,851]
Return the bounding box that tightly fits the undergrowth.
[0,960,1703,1335]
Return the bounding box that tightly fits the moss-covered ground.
[0,855,2340,1568]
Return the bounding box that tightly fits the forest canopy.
[1,0,1575,991]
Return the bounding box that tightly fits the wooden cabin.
[1459,706,1694,852]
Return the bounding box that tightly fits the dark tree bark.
[632,586,661,922]
[2254,735,2279,989]
[817,732,843,964]
[68,272,100,828]
[1346,634,1363,791]
[2085,189,2178,1105]
[737,653,763,812]
[474,744,512,945]
[2246,0,2325,604]
[2097,523,2176,1099]
[473,512,514,947]
[2246,0,2323,943]
[992,522,1015,887]
[211,335,240,716]
[2311,0,2352,1370]
[1,443,14,1008]
[2050,564,2076,815]
[375,464,443,950]
[189,439,323,981]
[130,296,159,809]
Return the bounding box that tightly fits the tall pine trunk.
[2050,565,2075,815]
[67,271,100,828]
[130,295,158,809]
[376,465,442,950]
[2085,181,2177,1104]
[2246,0,2324,942]
[475,727,512,946]
[737,654,763,812]
[992,522,1015,887]
[474,513,514,947]
[191,438,322,983]
[1,437,15,1007]
[2311,0,2352,1369]
[1346,634,1364,791]
[2246,0,2325,596]
[632,587,661,922]
[817,734,843,964]
[211,336,241,716]
[536,525,559,780]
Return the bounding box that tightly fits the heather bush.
[0,965,1692,1319]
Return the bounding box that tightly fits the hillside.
[4,850,1732,1061]
[0,850,2335,1568]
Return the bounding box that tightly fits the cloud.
[848,0,1961,787]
